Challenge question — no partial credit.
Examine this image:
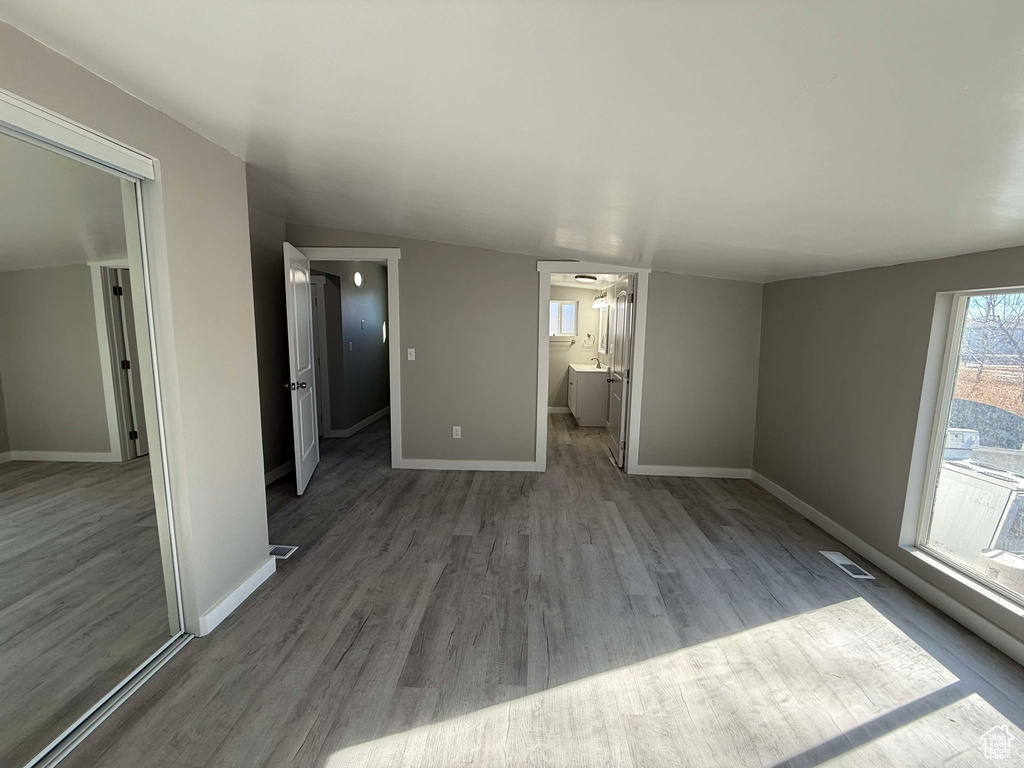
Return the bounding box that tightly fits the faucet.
[591,357,602,369]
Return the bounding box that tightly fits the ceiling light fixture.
[574,274,597,283]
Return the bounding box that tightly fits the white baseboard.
[395,458,542,472]
[8,450,119,463]
[324,406,390,438]
[750,470,1024,668]
[0,451,10,464]
[264,460,294,486]
[632,464,752,479]
[548,406,571,414]
[197,557,276,636]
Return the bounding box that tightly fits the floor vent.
[269,544,298,560]
[820,550,874,579]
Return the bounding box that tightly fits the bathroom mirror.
[598,307,609,353]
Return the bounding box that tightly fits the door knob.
[283,382,308,390]
[297,382,308,389]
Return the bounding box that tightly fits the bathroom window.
[918,289,1024,606]
[549,300,578,337]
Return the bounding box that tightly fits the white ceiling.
[0,132,127,272]
[5,1,1024,282]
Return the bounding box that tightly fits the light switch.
[407,348,415,361]
[349,341,353,351]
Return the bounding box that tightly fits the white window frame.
[549,300,580,337]
[915,286,1024,609]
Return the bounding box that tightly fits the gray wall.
[1,22,270,628]
[0,265,110,454]
[246,170,291,475]
[286,224,539,462]
[0,370,8,454]
[639,272,763,469]
[549,285,609,408]
[754,244,1024,639]
[248,223,766,468]
[310,261,390,431]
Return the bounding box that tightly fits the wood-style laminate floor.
[60,416,1024,767]
[0,458,171,768]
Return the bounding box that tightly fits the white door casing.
[284,242,320,494]
[309,276,331,438]
[608,275,635,468]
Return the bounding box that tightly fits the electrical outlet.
[349,341,353,351]
[361,319,365,329]
[452,426,461,439]
[407,348,415,360]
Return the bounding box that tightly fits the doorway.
[536,261,650,473]
[282,245,402,494]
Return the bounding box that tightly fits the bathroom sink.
[569,363,605,373]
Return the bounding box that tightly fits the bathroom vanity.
[567,364,609,427]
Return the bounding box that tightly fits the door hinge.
[120,359,131,370]
[625,368,630,381]
[628,293,634,304]
[112,285,123,296]
[129,430,139,441]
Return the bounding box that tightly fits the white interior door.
[607,275,635,468]
[284,242,320,494]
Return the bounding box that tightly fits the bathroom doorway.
[535,261,650,473]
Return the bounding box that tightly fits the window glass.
[923,291,1024,602]
[560,302,576,335]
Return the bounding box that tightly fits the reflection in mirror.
[0,131,179,768]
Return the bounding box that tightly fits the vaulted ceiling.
[4,1,1024,281]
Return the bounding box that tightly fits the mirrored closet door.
[0,129,181,768]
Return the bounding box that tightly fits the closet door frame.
[0,86,190,768]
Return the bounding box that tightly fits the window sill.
[901,545,1024,618]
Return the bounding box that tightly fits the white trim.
[0,451,10,464]
[324,406,390,438]
[913,293,966,547]
[536,261,650,474]
[264,460,295,485]
[309,276,331,437]
[394,458,541,472]
[197,557,276,636]
[548,406,572,414]
[633,464,752,479]
[8,450,118,463]
[90,260,131,463]
[295,247,402,469]
[0,86,155,180]
[751,471,1024,668]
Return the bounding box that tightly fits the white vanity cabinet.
[567,364,609,427]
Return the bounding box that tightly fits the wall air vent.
[820,551,874,579]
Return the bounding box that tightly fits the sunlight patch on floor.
[326,598,1021,767]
